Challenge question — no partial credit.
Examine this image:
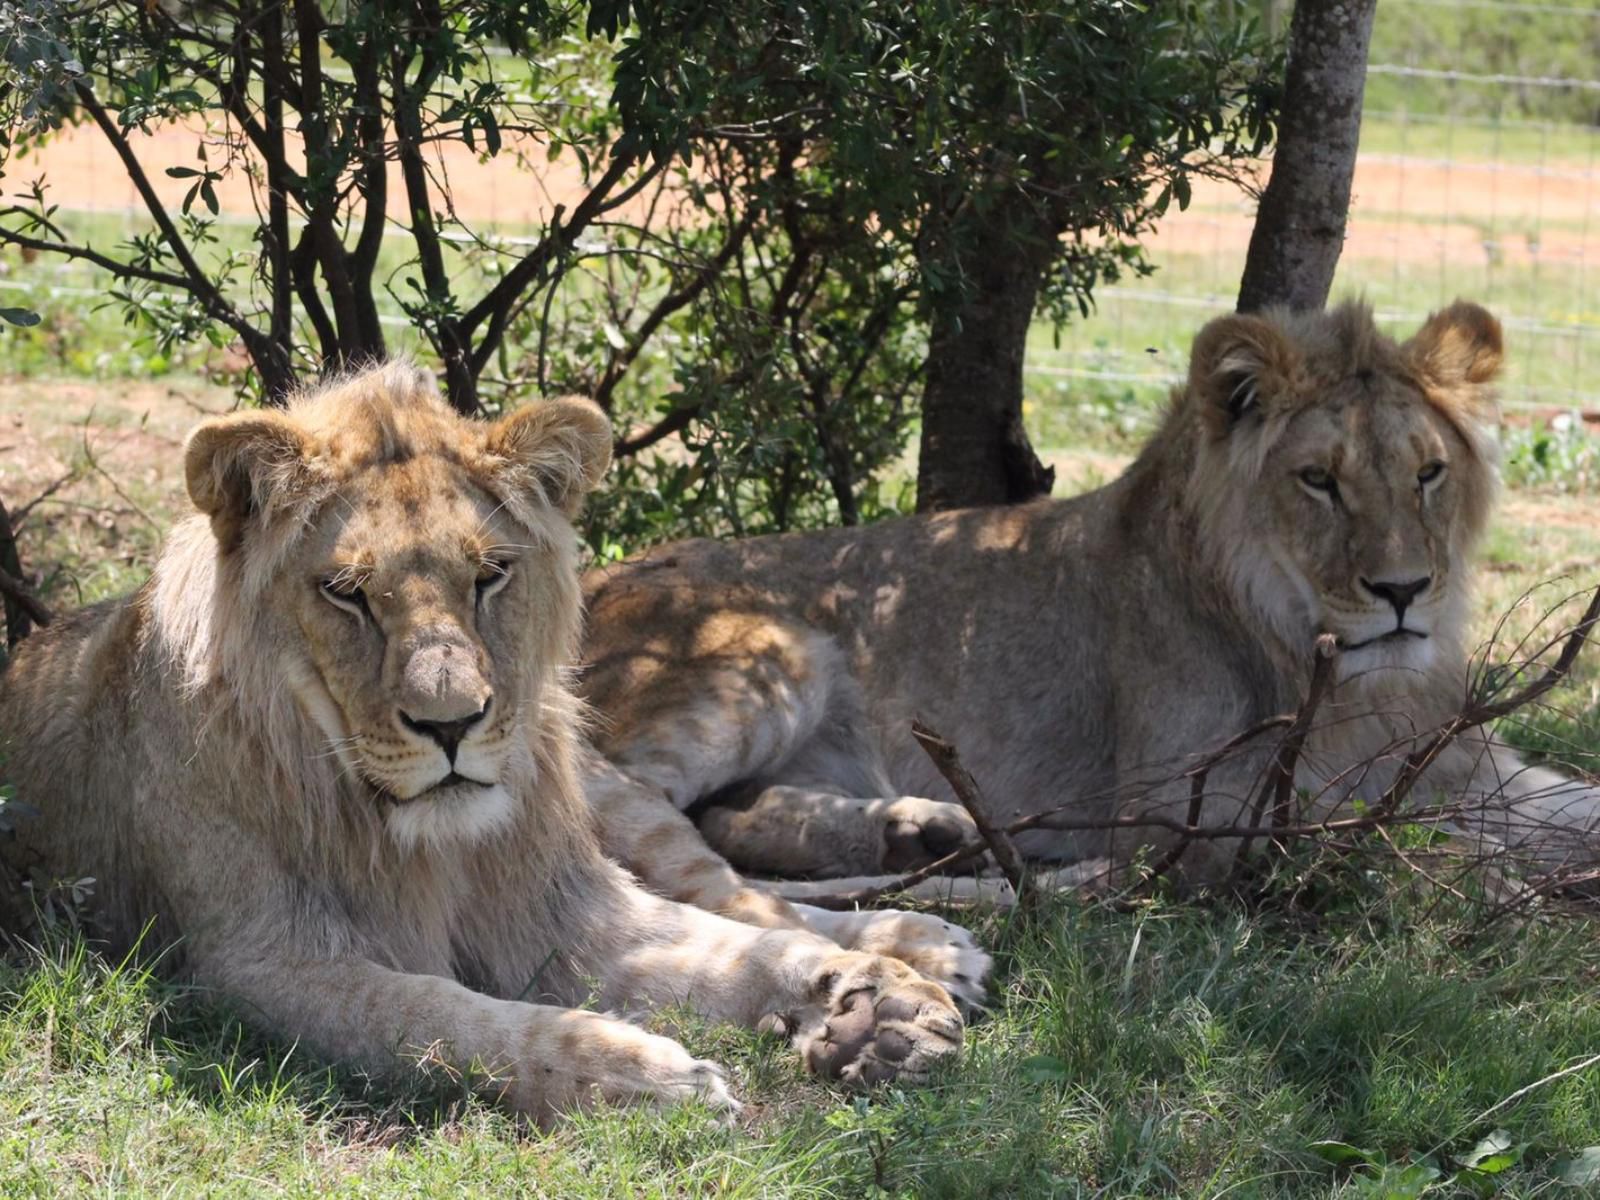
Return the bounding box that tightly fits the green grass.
[7,884,1600,1196]
[1025,250,1600,427]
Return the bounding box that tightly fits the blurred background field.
[6,0,1600,450]
[1035,0,1600,439]
[4,1,1600,448]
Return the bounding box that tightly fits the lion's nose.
[399,701,491,762]
[1362,576,1431,618]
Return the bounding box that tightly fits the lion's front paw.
[801,906,990,1010]
[634,1046,740,1113]
[794,955,964,1087]
[522,1012,740,1120]
[880,796,979,871]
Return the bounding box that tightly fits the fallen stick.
[1231,632,1341,878]
[911,719,1034,910]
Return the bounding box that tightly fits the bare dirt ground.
[12,120,1596,268]
[0,377,227,604]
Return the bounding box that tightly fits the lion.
[0,363,978,1123]
[576,300,1600,917]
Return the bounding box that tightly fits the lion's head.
[158,363,611,852]
[1178,300,1501,680]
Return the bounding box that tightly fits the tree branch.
[390,36,474,411]
[291,226,339,362]
[0,498,52,645]
[460,151,638,366]
[0,227,192,292]
[71,80,294,397]
[592,207,759,410]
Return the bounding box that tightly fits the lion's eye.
[475,559,513,603]
[1298,467,1338,497]
[1418,460,1446,486]
[319,577,370,618]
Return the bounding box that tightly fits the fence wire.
[1034,0,1600,421]
[3,0,1596,422]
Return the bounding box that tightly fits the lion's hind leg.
[698,786,978,876]
[585,752,807,930]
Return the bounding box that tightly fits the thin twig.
[9,471,78,526]
[1378,585,1600,816]
[79,416,159,534]
[911,720,1033,909]
[1232,633,1341,876]
[1418,1051,1600,1169]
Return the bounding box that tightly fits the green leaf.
[601,321,628,351]
[1348,1162,1441,1199]
[0,307,42,327]
[200,178,219,215]
[1308,1140,1377,1166]
[165,165,202,178]
[1458,1129,1520,1174]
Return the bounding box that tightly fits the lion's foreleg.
[1440,739,1600,874]
[584,761,994,999]
[211,954,734,1123]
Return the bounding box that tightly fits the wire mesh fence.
[1031,0,1600,427]
[4,0,1597,424]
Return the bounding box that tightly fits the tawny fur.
[0,363,970,1121]
[577,301,1600,902]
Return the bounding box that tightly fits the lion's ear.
[1405,301,1503,388]
[485,396,612,518]
[184,411,321,545]
[1187,312,1302,437]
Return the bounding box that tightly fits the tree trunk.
[915,214,1056,513]
[1236,0,1377,313]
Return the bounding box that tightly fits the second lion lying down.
[579,300,1600,918]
